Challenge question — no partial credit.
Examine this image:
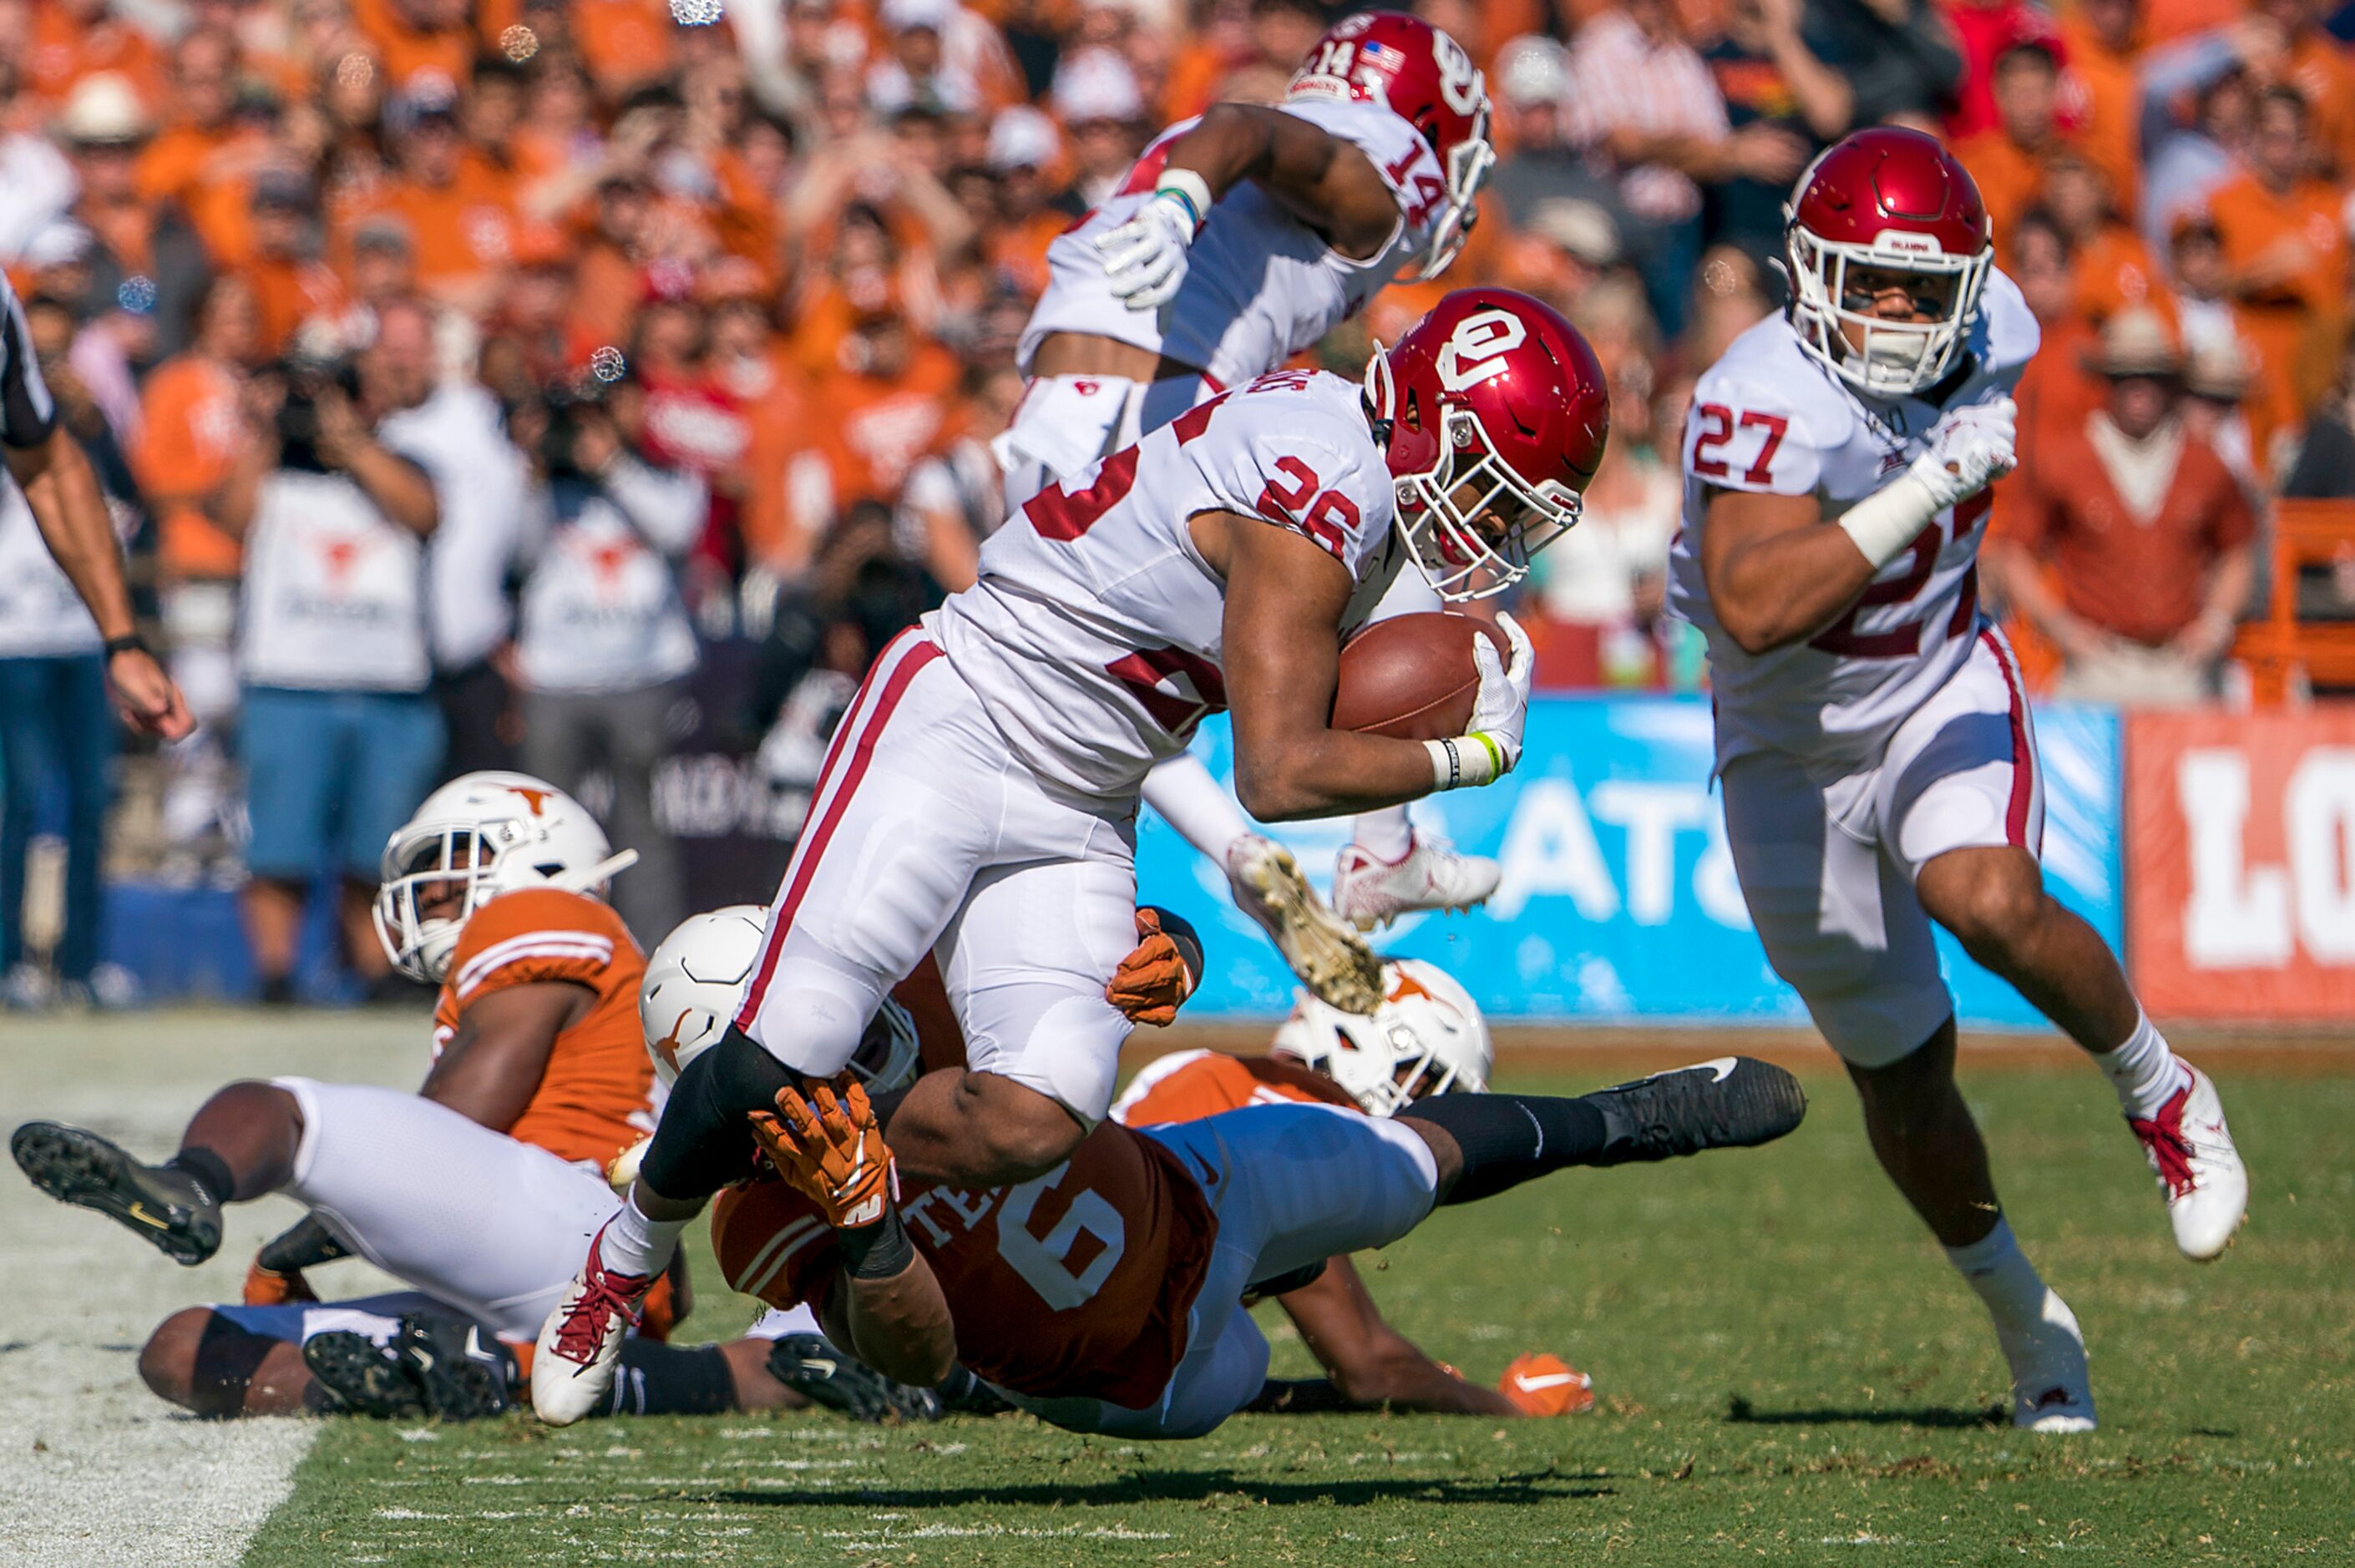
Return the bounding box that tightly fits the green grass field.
[240,1055,2355,1567]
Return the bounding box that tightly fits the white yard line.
[0,1010,421,1566]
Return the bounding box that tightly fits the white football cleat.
[1331,832,1502,931]
[2128,1061,2247,1262]
[530,1223,651,1426]
[1224,834,1382,1014]
[1997,1287,2097,1433]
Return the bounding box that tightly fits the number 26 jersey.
[934,367,1405,801]
[1665,270,2038,772]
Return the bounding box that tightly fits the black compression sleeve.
[1401,1092,1610,1206]
[638,1026,803,1201]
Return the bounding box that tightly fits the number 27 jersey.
[1664,271,2038,771]
[933,368,1405,800]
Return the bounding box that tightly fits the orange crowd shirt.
[2206,171,2347,455]
[2059,19,2140,220]
[429,887,657,1172]
[27,3,165,107]
[132,355,246,580]
[341,157,519,287]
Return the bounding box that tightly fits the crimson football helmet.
[1367,287,1609,601]
[1287,11,1492,278]
[1785,126,1993,398]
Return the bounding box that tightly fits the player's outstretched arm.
[1277,1257,1521,1417]
[759,1083,959,1388]
[1161,104,1400,260]
[1216,513,1471,820]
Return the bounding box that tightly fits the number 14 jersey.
[1665,271,2038,771]
[934,368,1405,801]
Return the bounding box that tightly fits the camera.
[275,350,360,474]
[537,375,610,481]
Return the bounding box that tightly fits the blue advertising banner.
[1138,695,2122,1027]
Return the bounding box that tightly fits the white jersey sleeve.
[932,370,1403,799]
[1666,273,2038,771]
[1017,100,1441,395]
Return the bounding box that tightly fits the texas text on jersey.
[1664,271,2039,771]
[934,367,1405,800]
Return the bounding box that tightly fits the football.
[638,904,768,1087]
[1329,612,1509,741]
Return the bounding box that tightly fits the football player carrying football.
[1115,961,1589,1419]
[1669,127,2250,1433]
[1004,11,1511,995]
[705,1049,1801,1439]
[531,287,1608,1426]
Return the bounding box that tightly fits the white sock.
[1350,805,1415,861]
[2094,1010,2189,1120]
[599,1191,687,1280]
[1944,1216,2049,1333]
[1142,754,1258,863]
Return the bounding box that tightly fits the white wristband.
[1153,167,1214,230]
[1834,468,1942,569]
[1426,734,1506,792]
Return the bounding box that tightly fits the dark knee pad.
[639,1028,801,1200]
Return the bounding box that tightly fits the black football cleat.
[306,1313,514,1422]
[304,1333,428,1419]
[767,1333,944,1424]
[12,1121,223,1264]
[1586,1057,1807,1166]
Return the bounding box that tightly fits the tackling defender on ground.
[1669,126,2250,1432]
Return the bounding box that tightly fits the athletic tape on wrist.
[1836,468,1942,569]
[1153,168,1213,230]
[1425,734,1505,792]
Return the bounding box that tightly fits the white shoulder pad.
[1684,318,1847,496]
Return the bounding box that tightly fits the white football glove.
[1428,612,1532,791]
[1095,191,1199,311]
[1910,395,2018,509]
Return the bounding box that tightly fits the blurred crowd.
[3,0,2352,1004]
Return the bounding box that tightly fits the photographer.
[511,371,703,944]
[213,324,442,1005]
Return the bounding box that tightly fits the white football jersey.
[1018,98,1449,392]
[1666,271,2039,771]
[934,368,1405,799]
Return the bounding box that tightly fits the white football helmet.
[373,771,638,984]
[638,906,921,1095]
[1271,959,1491,1116]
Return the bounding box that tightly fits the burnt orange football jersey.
[1111,1050,1356,1127]
[711,1122,1218,1409]
[431,888,656,1171]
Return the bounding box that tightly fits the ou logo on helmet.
[1436,308,1525,392]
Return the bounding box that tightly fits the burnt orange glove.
[243,1258,317,1307]
[1498,1353,1593,1416]
[1107,908,1197,1026]
[748,1079,899,1228]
